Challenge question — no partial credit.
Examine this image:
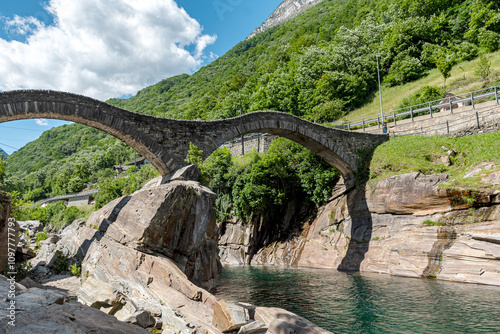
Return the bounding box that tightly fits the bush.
[200,138,338,222]
[1,262,32,282]
[478,30,500,52]
[455,42,479,62]
[399,86,445,109]
[474,55,492,81]
[384,56,425,86]
[35,231,49,246]
[94,165,159,209]
[422,220,444,226]
[69,263,81,276]
[51,252,70,274]
[308,99,346,123]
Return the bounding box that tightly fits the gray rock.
[17,220,44,235]
[124,310,156,328]
[248,0,323,39]
[213,300,249,332]
[0,274,151,333]
[162,164,201,183]
[483,171,500,185]
[238,320,268,334]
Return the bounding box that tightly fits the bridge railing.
[333,84,500,131]
[386,105,500,137]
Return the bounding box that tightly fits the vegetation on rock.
[369,131,500,190]
[193,138,338,222]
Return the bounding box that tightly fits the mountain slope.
[108,0,500,123]
[4,0,500,203]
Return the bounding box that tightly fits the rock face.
[247,0,323,39]
[218,197,313,266]
[0,274,151,334]
[219,173,500,286]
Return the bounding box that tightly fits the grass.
[369,131,500,191]
[422,220,445,226]
[343,50,500,122]
[74,204,96,221]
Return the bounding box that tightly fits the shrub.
[384,56,425,86]
[35,231,49,246]
[478,30,500,52]
[474,55,491,81]
[69,263,81,276]
[1,262,33,281]
[308,99,346,123]
[51,252,70,274]
[422,220,444,226]
[456,42,479,62]
[399,86,445,109]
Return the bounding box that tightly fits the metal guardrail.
[387,106,500,137]
[336,84,500,131]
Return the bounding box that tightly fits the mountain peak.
[247,0,323,40]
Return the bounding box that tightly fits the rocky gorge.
[0,166,331,334]
[218,166,500,286]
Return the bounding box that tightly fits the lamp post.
[376,55,384,129]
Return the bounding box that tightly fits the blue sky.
[0,0,282,155]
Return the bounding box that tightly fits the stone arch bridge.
[0,90,388,187]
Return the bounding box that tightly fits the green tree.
[185,142,203,167]
[436,54,454,84]
[474,54,492,81]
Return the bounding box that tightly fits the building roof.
[38,189,98,205]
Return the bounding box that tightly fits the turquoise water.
[214,266,500,333]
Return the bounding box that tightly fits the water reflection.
[215,266,500,333]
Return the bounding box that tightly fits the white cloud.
[0,0,216,100]
[35,119,49,126]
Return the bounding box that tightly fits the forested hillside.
[3,124,137,201]
[109,0,500,122]
[2,0,499,209]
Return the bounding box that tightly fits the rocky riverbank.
[219,168,500,286]
[1,170,331,334]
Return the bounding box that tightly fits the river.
[214,266,500,333]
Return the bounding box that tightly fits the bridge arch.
[0,90,388,187]
[195,113,358,181]
[0,90,175,175]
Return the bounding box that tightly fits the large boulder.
[0,275,150,334]
[86,180,219,289]
[31,180,221,333]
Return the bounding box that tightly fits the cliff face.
[218,170,500,286]
[247,0,323,39]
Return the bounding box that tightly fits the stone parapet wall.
[227,134,277,156]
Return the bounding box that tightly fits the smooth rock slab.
[213,300,249,332]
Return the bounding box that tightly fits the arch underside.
[206,126,355,182]
[0,112,171,175]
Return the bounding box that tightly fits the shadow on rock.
[337,188,373,272]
